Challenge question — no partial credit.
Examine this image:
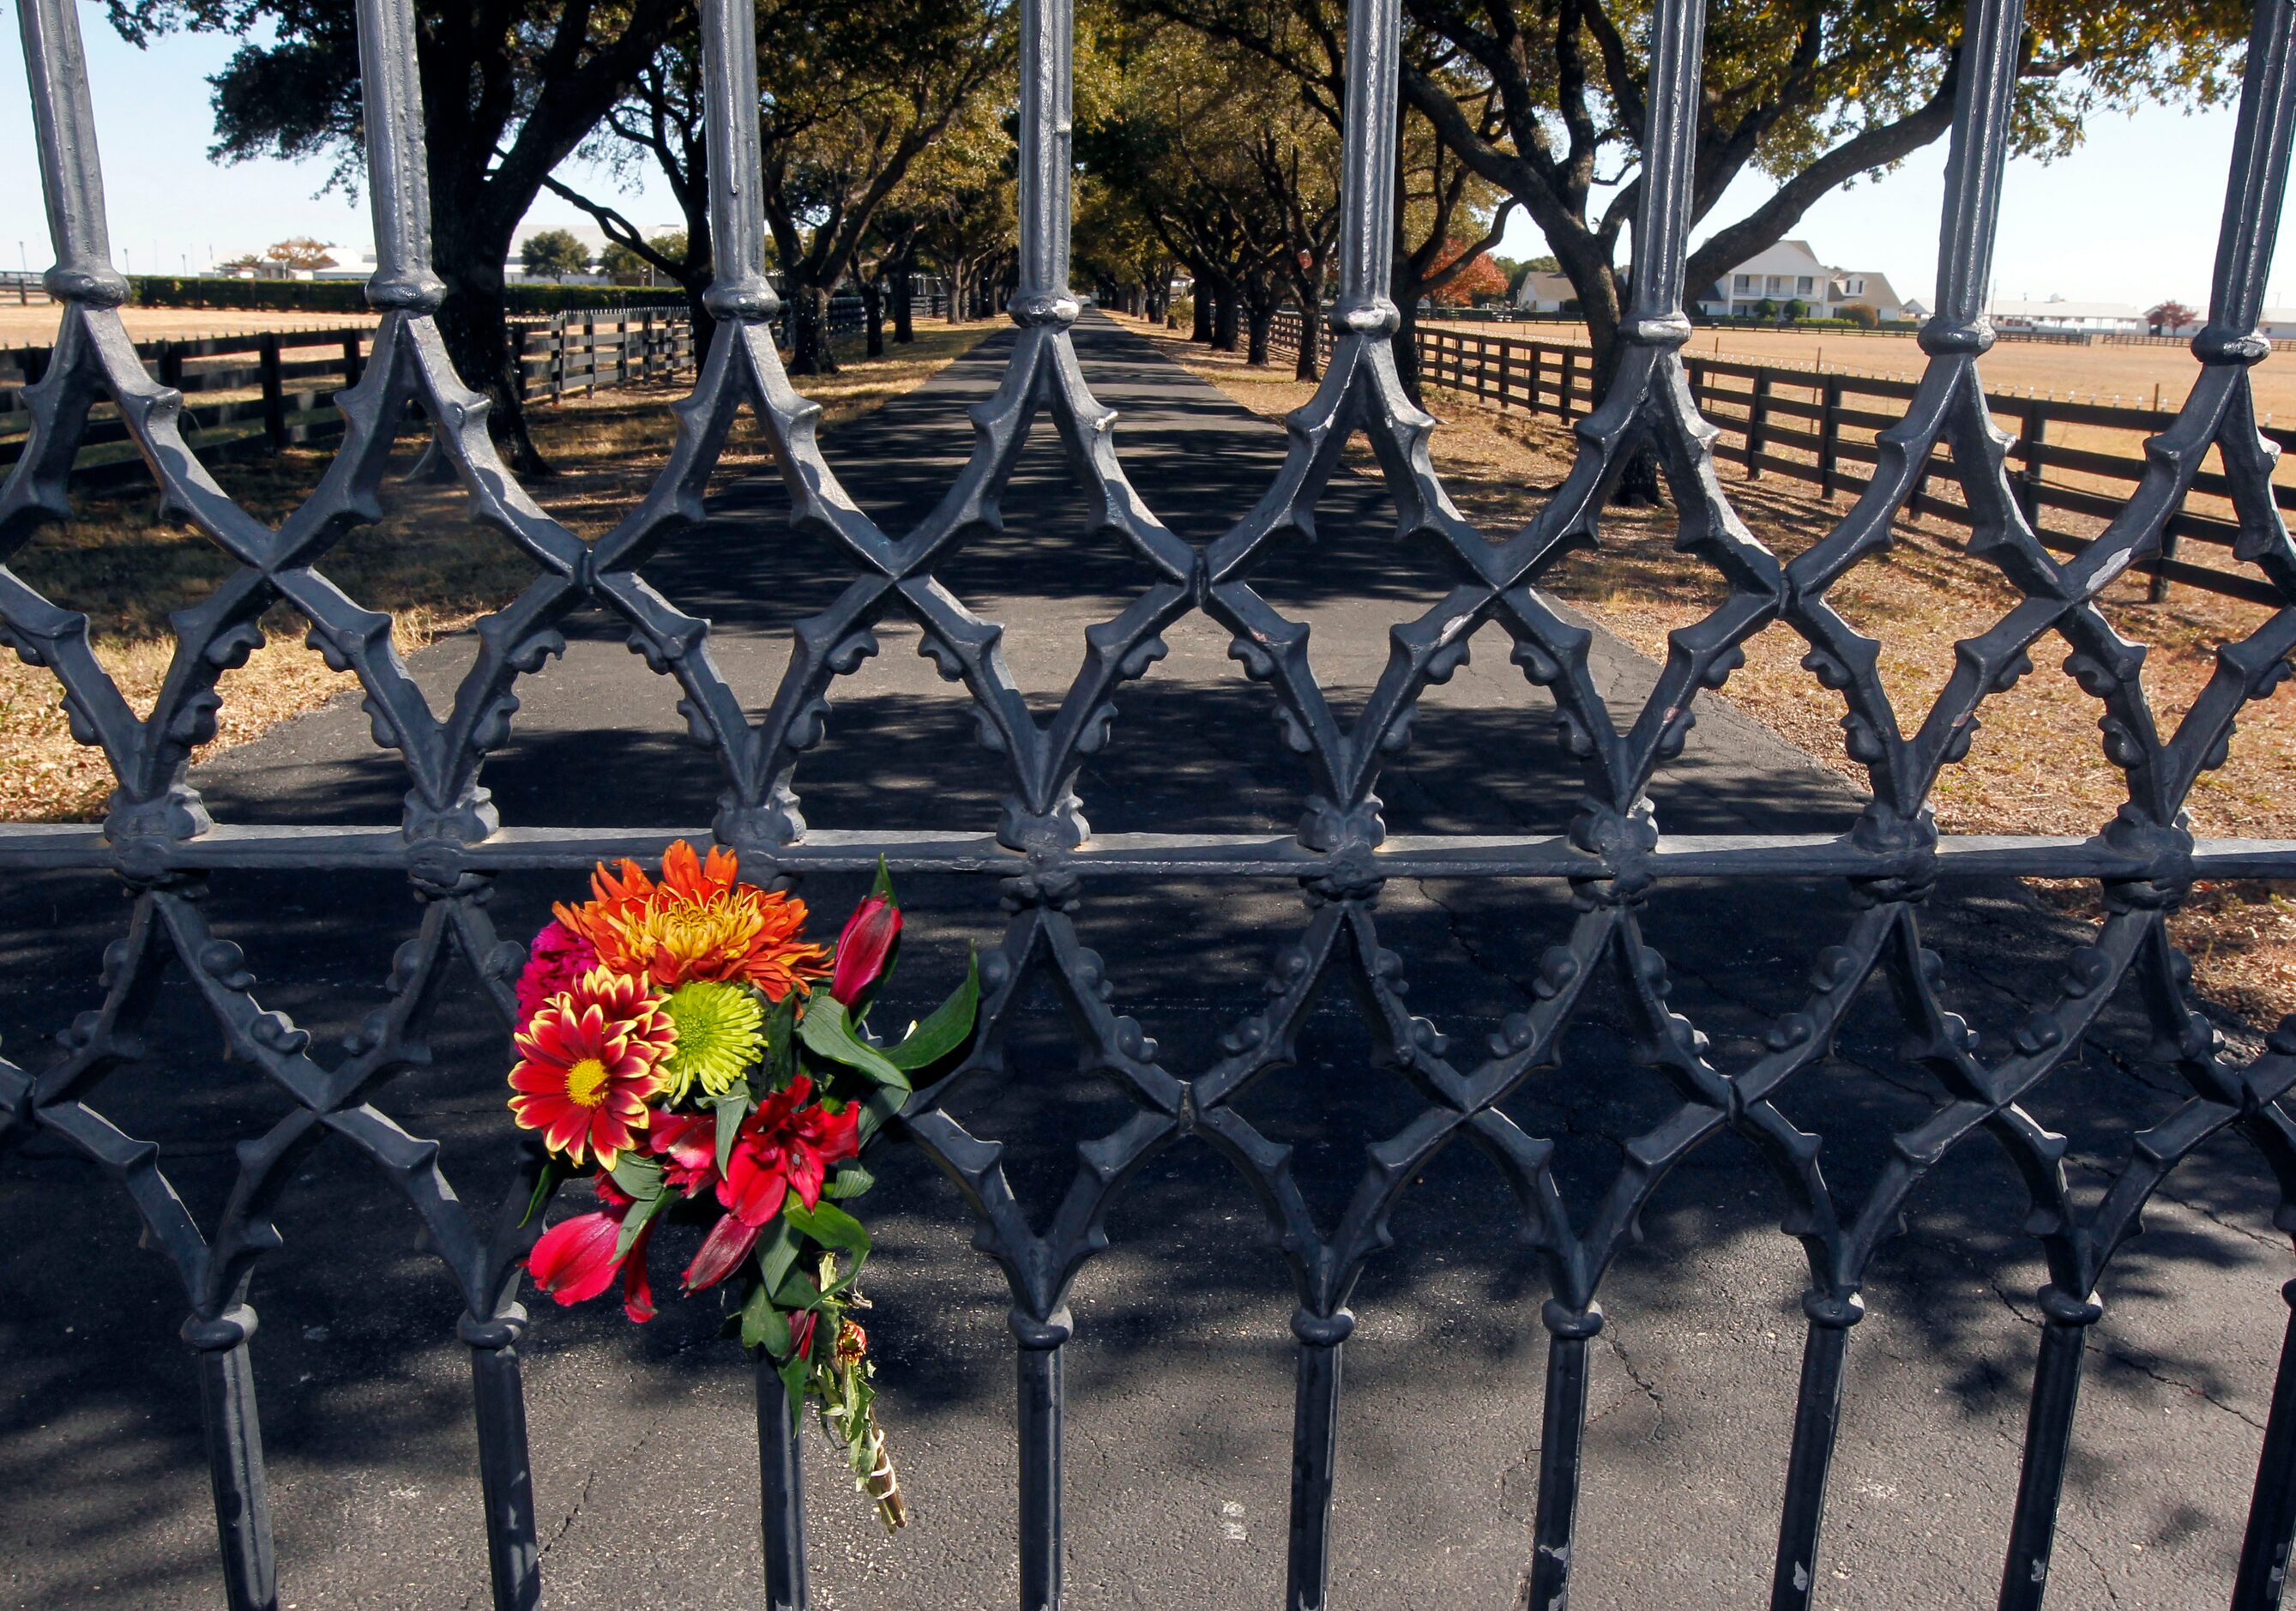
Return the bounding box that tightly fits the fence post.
[258,333,286,454]
[341,331,363,390]
[583,315,597,396]
[1560,348,1578,425]
[2153,522,2182,603]
[551,314,565,402]
[1747,371,1772,479]
[1498,339,1511,410]
[157,341,184,396]
[1817,377,1842,501]
[2014,401,2047,530]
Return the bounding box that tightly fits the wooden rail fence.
[1271,310,2288,605]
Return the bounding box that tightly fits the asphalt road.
[0,315,2288,1610]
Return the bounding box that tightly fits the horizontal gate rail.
[4,0,2296,1605]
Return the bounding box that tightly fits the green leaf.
[739,1283,789,1355]
[886,947,980,1074]
[870,854,899,912]
[779,1353,811,1417]
[756,1216,803,1295]
[858,1082,908,1143]
[762,990,799,1087]
[519,1155,564,1228]
[785,1198,871,1258]
[612,1189,666,1261]
[713,1091,751,1177]
[738,1281,773,1348]
[607,1154,665,1202]
[784,1200,870,1289]
[798,995,911,1091]
[823,1163,877,1200]
[774,1268,825,1310]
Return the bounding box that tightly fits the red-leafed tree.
[1426,241,1507,306]
[2146,299,2200,335]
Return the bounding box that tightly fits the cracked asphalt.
[1,315,2291,1608]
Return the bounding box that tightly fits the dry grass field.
[1425,317,2296,575]
[0,304,386,346]
[0,321,994,825]
[1440,314,2296,416]
[1126,313,2296,1024]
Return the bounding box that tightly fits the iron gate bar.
[12,824,2296,881]
[3,0,2296,1596]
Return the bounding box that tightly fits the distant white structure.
[1511,270,1577,313]
[1686,239,1919,322]
[1986,295,2145,335]
[1505,239,1922,322]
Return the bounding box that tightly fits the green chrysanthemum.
[656,980,766,1101]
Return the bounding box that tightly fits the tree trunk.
[1212,281,1240,353]
[1559,249,1663,505]
[892,262,914,344]
[788,280,838,376]
[947,259,967,323]
[862,278,885,359]
[1289,274,1324,382]
[1245,296,1275,367]
[1190,283,1212,342]
[432,223,549,474]
[1293,314,1320,382]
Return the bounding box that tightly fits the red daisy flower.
[508,968,678,1168]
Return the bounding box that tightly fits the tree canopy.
[109,0,690,468]
[521,228,594,281]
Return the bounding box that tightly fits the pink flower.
[515,920,599,1023]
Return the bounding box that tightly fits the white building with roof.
[1986,296,2145,335]
[1690,239,1919,322]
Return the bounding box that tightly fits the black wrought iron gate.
[6,0,2296,1602]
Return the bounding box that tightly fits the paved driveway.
[0,316,2285,1609]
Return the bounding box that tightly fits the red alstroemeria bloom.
[620,1216,660,1324]
[720,1076,861,1227]
[527,1210,624,1306]
[646,1110,720,1197]
[830,896,901,1005]
[679,1078,862,1294]
[788,1307,819,1361]
[515,919,598,1024]
[507,969,678,1168]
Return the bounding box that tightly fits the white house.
[1509,241,1920,322]
[1987,296,2145,335]
[1690,239,1919,322]
[1510,270,1577,312]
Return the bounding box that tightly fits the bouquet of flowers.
[507,842,975,1530]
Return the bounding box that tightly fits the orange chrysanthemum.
[508,968,678,1168]
[554,841,829,1000]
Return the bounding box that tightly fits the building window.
[1847,277,1864,295]
[1798,276,1813,294]
[1735,274,1753,291]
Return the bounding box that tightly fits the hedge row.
[123,276,690,314]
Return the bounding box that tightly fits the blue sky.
[3,9,2292,311]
